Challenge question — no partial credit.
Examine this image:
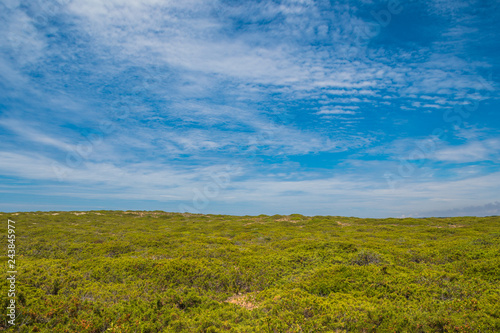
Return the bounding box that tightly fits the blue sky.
[0,0,499,217]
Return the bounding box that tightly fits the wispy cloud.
[0,118,76,152]
[1,149,499,217]
[432,139,500,163]
[317,106,359,115]
[419,201,500,217]
[0,0,499,216]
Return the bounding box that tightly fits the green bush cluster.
[0,211,499,332]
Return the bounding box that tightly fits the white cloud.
[0,118,76,152]
[419,201,500,217]
[366,133,500,164]
[0,150,495,216]
[0,0,498,217]
[1,146,499,217]
[316,106,359,115]
[432,139,500,163]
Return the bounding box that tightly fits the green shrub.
[1,212,499,332]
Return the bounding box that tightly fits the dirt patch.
[73,212,87,216]
[431,224,464,229]
[125,212,150,217]
[276,217,302,223]
[123,211,170,218]
[225,293,257,310]
[336,221,351,227]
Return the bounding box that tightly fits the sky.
[0,0,499,218]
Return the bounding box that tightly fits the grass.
[1,211,499,332]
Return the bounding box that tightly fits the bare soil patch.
[225,293,257,310]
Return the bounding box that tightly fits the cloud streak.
[0,0,499,216]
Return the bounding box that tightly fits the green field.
[1,211,499,332]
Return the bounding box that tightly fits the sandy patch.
[336,221,351,226]
[225,293,257,310]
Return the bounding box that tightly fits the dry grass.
[225,293,257,310]
[336,221,351,227]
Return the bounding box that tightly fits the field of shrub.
[1,211,499,332]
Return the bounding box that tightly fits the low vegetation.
[1,211,499,332]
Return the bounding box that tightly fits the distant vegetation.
[1,211,499,332]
